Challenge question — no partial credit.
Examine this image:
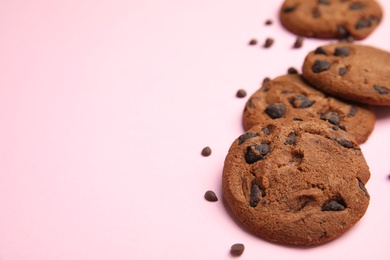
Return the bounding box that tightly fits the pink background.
[0,0,390,259]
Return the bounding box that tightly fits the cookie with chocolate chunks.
[279,0,382,40]
[222,118,371,246]
[302,43,390,106]
[243,74,375,144]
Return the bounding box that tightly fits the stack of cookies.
[222,0,388,246]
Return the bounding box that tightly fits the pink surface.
[0,0,390,259]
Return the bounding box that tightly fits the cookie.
[222,118,371,245]
[279,0,383,40]
[243,74,375,144]
[302,43,390,106]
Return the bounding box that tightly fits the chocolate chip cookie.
[243,74,375,144]
[279,0,383,40]
[222,118,371,245]
[302,43,390,106]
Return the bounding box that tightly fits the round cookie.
[222,118,371,246]
[243,74,375,144]
[302,43,390,106]
[279,0,383,40]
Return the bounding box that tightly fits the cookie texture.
[243,74,375,144]
[279,0,383,40]
[222,118,370,245]
[302,43,390,106]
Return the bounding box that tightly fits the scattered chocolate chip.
[262,84,271,92]
[312,7,321,18]
[321,198,346,211]
[238,132,258,145]
[337,138,354,148]
[204,190,218,202]
[339,67,348,76]
[263,38,274,48]
[265,103,286,119]
[369,15,381,24]
[288,67,298,74]
[236,89,247,98]
[284,133,296,145]
[293,36,304,48]
[311,60,331,73]
[245,143,270,164]
[283,5,296,13]
[339,125,347,132]
[337,25,349,38]
[293,117,303,121]
[350,2,365,10]
[201,146,212,156]
[263,77,271,84]
[357,179,370,198]
[250,183,262,207]
[247,99,255,108]
[355,18,371,29]
[332,125,339,131]
[321,111,340,125]
[314,47,328,55]
[348,105,357,117]
[265,19,273,25]
[261,127,271,135]
[373,85,389,95]
[230,243,245,256]
[248,39,257,45]
[318,0,330,5]
[290,95,315,108]
[339,35,355,43]
[334,46,350,57]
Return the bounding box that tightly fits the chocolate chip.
[349,2,365,10]
[355,18,371,29]
[293,36,304,48]
[201,146,212,156]
[339,67,348,76]
[373,85,389,95]
[262,84,271,92]
[265,103,286,119]
[281,90,294,94]
[238,132,258,145]
[283,5,296,13]
[339,125,347,132]
[339,35,355,43]
[311,60,331,73]
[204,190,218,202]
[263,77,271,84]
[263,38,274,48]
[290,95,315,108]
[265,19,273,25]
[318,0,330,5]
[293,117,303,121]
[312,7,321,18]
[261,127,270,135]
[245,143,270,164]
[332,125,339,131]
[337,138,354,148]
[321,111,339,125]
[230,243,245,256]
[284,133,296,145]
[348,105,357,117]
[334,47,350,57]
[250,183,262,207]
[247,99,255,108]
[248,39,257,45]
[337,25,349,38]
[314,47,328,55]
[321,198,346,211]
[369,15,381,24]
[357,179,370,198]
[288,67,298,74]
[236,89,247,98]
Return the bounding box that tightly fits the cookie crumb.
[236,89,247,98]
[293,36,304,48]
[265,19,273,25]
[230,243,245,256]
[248,39,257,45]
[204,190,218,202]
[263,38,274,48]
[201,146,212,157]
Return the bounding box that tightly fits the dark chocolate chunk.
[339,125,347,132]
[289,95,315,108]
[293,117,303,121]
[247,99,255,108]
[230,243,245,256]
[334,47,350,57]
[321,198,346,211]
[265,103,286,119]
[261,127,270,135]
[245,143,270,164]
[283,5,296,13]
[355,18,371,29]
[314,47,328,55]
[264,38,274,48]
[263,77,271,84]
[265,19,273,25]
[288,67,298,74]
[373,85,389,95]
[321,111,339,125]
[349,2,365,10]
[201,146,212,156]
[284,133,296,145]
[337,25,349,38]
[339,67,348,76]
[204,190,218,202]
[337,138,354,148]
[250,183,262,207]
[318,0,330,5]
[293,36,304,48]
[236,89,247,98]
[238,132,258,145]
[311,60,331,73]
[248,39,257,45]
[357,179,370,198]
[348,105,357,117]
[332,125,339,131]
